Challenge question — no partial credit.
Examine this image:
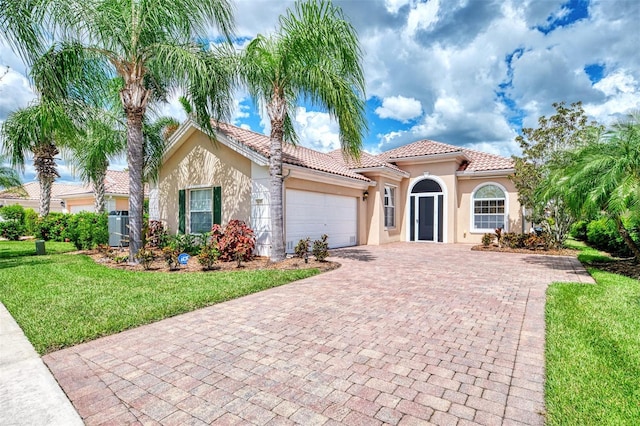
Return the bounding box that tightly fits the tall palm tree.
[241,0,367,261]
[1,101,75,216]
[548,114,640,260]
[1,0,237,260]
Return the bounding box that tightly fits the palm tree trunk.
[126,111,145,262]
[39,175,53,217]
[614,216,640,262]
[269,102,286,262]
[93,166,107,214]
[34,142,59,217]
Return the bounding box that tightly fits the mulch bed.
[84,249,340,273]
[584,258,640,280]
[471,244,578,257]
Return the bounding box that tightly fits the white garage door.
[70,204,95,213]
[285,189,357,252]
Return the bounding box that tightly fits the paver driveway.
[44,243,593,425]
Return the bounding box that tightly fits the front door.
[410,194,444,242]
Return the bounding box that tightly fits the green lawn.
[545,241,640,425]
[0,241,319,355]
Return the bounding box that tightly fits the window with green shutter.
[180,186,222,234]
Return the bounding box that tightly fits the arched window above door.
[411,179,442,193]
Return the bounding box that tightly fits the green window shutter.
[178,189,186,234]
[213,186,222,225]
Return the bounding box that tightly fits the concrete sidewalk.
[0,303,82,426]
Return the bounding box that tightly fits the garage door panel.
[285,189,357,252]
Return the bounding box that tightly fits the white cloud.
[293,108,341,152]
[405,0,440,38]
[375,95,423,122]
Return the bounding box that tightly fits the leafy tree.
[1,0,237,260]
[548,114,640,261]
[511,101,602,247]
[241,0,367,261]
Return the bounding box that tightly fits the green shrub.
[135,245,156,270]
[481,233,493,247]
[23,208,38,236]
[0,221,24,240]
[162,246,180,270]
[585,217,637,257]
[197,244,219,270]
[165,233,205,255]
[65,212,108,250]
[294,238,311,260]
[0,204,25,223]
[312,234,329,262]
[35,213,70,241]
[570,220,589,241]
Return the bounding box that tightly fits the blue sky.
[1,0,638,184]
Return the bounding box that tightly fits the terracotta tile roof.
[377,139,513,172]
[378,139,463,161]
[327,150,407,175]
[0,182,81,200]
[215,123,371,182]
[58,170,147,197]
[459,148,514,172]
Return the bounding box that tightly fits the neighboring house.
[58,170,139,213]
[0,181,80,213]
[150,120,522,256]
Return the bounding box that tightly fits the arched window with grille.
[471,183,507,232]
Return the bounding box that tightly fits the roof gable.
[214,123,371,182]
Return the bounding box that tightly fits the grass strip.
[0,241,318,354]
[545,241,640,424]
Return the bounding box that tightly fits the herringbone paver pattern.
[44,244,593,425]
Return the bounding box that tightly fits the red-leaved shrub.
[210,220,256,265]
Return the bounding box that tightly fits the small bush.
[35,213,70,241]
[198,244,219,270]
[210,220,256,265]
[570,220,589,241]
[0,221,24,240]
[145,220,168,248]
[65,212,108,250]
[481,233,493,247]
[294,238,311,260]
[0,204,25,223]
[586,217,636,257]
[312,234,329,262]
[166,233,205,255]
[162,246,180,271]
[135,246,156,270]
[23,208,38,236]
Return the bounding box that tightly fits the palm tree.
[0,154,22,190]
[548,114,640,260]
[1,101,75,216]
[1,0,237,260]
[66,111,126,213]
[241,0,367,261]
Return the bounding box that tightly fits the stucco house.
[0,182,77,213]
[58,170,137,213]
[150,120,522,256]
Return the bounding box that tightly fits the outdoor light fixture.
[60,201,65,207]
[362,190,369,201]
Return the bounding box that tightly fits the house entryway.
[409,177,445,242]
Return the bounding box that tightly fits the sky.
[0,0,638,184]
